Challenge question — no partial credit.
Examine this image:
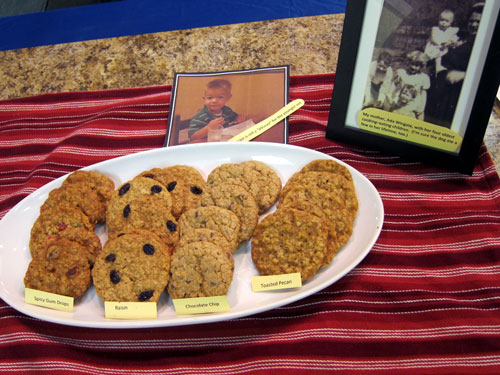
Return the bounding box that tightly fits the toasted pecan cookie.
[63,170,115,203]
[178,206,241,252]
[251,207,329,281]
[108,195,179,254]
[281,170,358,216]
[277,200,339,268]
[24,238,92,299]
[92,231,170,302]
[279,184,354,249]
[106,177,172,233]
[300,159,354,183]
[167,241,234,298]
[199,182,258,245]
[41,183,106,225]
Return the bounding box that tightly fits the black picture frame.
[326,0,500,174]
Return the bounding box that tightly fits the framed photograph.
[326,0,500,174]
[164,66,289,147]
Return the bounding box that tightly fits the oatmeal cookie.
[251,207,329,281]
[62,170,115,203]
[167,241,234,298]
[240,160,282,213]
[300,159,354,183]
[178,206,241,252]
[177,228,233,255]
[92,231,170,302]
[24,238,92,299]
[199,182,258,245]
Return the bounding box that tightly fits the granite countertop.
[1,13,499,172]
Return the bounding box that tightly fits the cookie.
[300,159,354,183]
[24,238,92,299]
[29,207,100,264]
[41,183,106,225]
[167,241,234,298]
[251,207,329,281]
[178,206,241,252]
[92,231,170,302]
[277,200,339,268]
[106,176,172,233]
[177,228,233,255]
[138,165,205,219]
[279,184,354,249]
[62,170,115,203]
[206,162,278,214]
[281,171,358,216]
[240,160,282,213]
[108,195,179,254]
[199,182,258,245]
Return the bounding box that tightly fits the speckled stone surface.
[1,13,499,172]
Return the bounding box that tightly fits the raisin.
[143,243,155,255]
[166,220,177,232]
[167,181,177,192]
[151,185,162,194]
[123,204,131,218]
[138,290,154,301]
[190,186,203,195]
[119,183,130,196]
[66,267,78,278]
[143,173,155,179]
[105,253,116,262]
[110,270,120,284]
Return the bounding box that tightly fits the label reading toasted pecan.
[251,273,302,292]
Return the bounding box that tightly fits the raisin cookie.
[24,238,92,299]
[167,241,234,298]
[92,231,170,302]
[251,207,329,281]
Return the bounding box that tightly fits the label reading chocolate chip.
[251,273,302,292]
[25,288,74,312]
[172,296,230,315]
[104,301,157,320]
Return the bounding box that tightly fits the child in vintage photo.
[188,79,246,142]
[363,51,394,109]
[424,9,460,75]
[391,84,420,118]
[391,51,430,120]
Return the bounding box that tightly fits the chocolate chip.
[66,267,78,278]
[167,181,177,192]
[166,220,177,232]
[123,204,130,218]
[151,185,162,194]
[119,183,130,196]
[138,290,154,301]
[110,270,120,284]
[143,243,155,255]
[190,186,203,195]
[105,253,116,262]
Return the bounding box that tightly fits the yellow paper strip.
[25,288,74,312]
[228,99,305,142]
[251,273,302,292]
[105,301,157,320]
[172,296,230,315]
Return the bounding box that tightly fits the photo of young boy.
[165,67,289,146]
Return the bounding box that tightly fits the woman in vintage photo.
[425,2,484,128]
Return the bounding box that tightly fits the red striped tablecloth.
[1,74,500,374]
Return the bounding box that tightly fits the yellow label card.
[358,108,463,152]
[172,296,230,315]
[25,288,74,312]
[105,301,157,320]
[229,99,304,142]
[251,273,302,292]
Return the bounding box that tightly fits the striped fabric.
[1,74,500,374]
